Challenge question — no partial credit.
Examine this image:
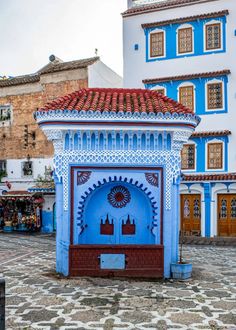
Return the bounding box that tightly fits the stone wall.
[0,71,88,160]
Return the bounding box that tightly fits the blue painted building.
[123,0,236,237]
[35,88,199,278]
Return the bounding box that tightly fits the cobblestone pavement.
[0,234,236,330]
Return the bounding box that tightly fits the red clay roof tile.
[141,10,229,29]
[182,173,236,182]
[123,0,217,17]
[143,70,230,84]
[191,130,231,138]
[38,88,194,115]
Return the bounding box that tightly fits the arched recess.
[99,133,104,149]
[166,133,172,150]
[91,133,96,150]
[74,134,78,150]
[82,133,87,150]
[75,178,159,245]
[65,133,70,150]
[124,134,129,150]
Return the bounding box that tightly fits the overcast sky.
[0,0,127,77]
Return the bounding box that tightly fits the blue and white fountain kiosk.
[35,88,200,278]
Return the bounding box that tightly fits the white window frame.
[203,19,223,53]
[205,139,224,171]
[176,23,194,56]
[181,141,197,172]
[205,78,225,112]
[149,28,166,60]
[177,81,196,113]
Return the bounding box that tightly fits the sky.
[0,0,127,77]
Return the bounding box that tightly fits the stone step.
[182,236,236,246]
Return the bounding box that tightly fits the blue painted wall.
[145,74,229,116]
[203,183,212,237]
[144,15,227,62]
[182,135,229,173]
[41,210,54,233]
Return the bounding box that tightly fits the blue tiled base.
[171,263,192,280]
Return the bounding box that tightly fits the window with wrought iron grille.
[181,144,195,170]
[178,27,193,54]
[207,142,223,169]
[154,88,165,95]
[179,86,194,111]
[207,82,223,109]
[205,23,221,50]
[150,31,164,57]
[0,105,11,122]
[22,161,33,176]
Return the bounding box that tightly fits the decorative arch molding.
[55,150,182,211]
[180,187,203,195]
[212,185,236,196]
[75,176,159,239]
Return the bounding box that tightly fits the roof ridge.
[123,0,219,17]
[143,69,230,84]
[37,87,194,115]
[0,56,100,88]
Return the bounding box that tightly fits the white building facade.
[123,0,236,237]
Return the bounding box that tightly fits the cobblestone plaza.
[0,234,235,329]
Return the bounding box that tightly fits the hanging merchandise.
[0,193,43,232]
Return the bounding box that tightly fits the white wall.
[123,0,236,173]
[88,60,123,88]
[3,158,53,191]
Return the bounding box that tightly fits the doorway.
[181,194,201,236]
[218,194,236,237]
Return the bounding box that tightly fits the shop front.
[0,191,43,232]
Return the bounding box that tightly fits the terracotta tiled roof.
[141,10,228,29]
[143,70,230,84]
[0,57,99,88]
[182,173,236,182]
[123,0,217,17]
[0,75,39,87]
[38,88,194,114]
[191,130,231,138]
[39,56,99,75]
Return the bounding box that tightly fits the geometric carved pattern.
[108,185,131,208]
[53,150,182,211]
[77,171,91,185]
[145,173,159,187]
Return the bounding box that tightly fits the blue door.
[78,182,155,245]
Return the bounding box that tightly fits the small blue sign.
[100,254,125,269]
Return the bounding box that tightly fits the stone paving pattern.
[0,233,235,330]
